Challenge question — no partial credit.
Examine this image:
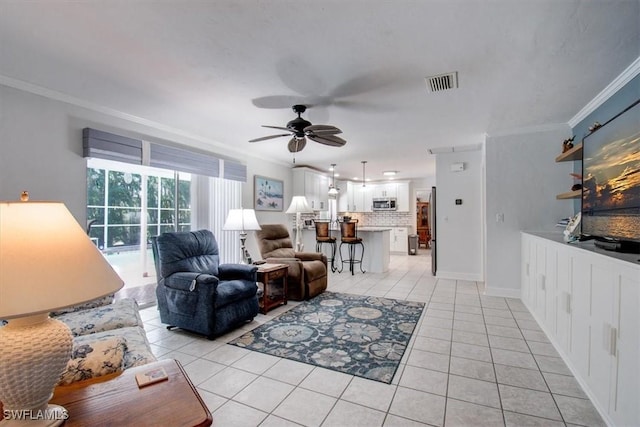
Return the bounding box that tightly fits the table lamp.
[0,193,124,426]
[223,208,261,264]
[286,196,313,252]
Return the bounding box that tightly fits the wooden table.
[256,263,288,314]
[50,359,212,427]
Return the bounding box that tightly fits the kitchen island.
[301,227,390,273]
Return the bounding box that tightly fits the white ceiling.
[1,1,638,181]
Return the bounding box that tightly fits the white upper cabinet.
[395,181,410,211]
[292,168,329,211]
[373,183,397,198]
[336,180,410,213]
[353,184,373,213]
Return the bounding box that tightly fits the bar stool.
[315,220,337,272]
[338,219,365,275]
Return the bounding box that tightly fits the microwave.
[372,198,397,211]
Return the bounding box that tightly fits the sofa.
[50,294,156,385]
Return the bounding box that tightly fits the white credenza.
[521,232,640,427]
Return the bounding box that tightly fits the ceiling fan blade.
[249,133,290,142]
[262,125,293,132]
[304,124,342,135]
[251,95,308,109]
[308,134,346,147]
[287,137,307,153]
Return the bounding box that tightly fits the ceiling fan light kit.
[249,105,346,158]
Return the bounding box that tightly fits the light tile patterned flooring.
[139,252,605,427]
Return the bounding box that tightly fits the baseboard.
[436,271,482,281]
[482,286,521,298]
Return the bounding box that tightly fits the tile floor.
[139,252,605,427]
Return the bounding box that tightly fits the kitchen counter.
[301,228,390,273]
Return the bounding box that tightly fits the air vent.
[425,72,458,93]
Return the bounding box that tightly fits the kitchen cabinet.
[292,168,329,211]
[373,183,397,198]
[338,181,372,212]
[353,184,373,213]
[521,232,640,426]
[371,182,410,212]
[389,227,408,253]
[337,180,350,212]
[338,180,409,213]
[395,181,410,211]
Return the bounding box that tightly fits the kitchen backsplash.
[297,211,413,228]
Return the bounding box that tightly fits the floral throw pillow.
[50,294,115,317]
[58,335,126,385]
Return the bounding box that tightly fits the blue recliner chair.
[151,229,259,339]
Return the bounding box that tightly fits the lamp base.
[238,232,252,264]
[0,404,67,426]
[0,315,72,427]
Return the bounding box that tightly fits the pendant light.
[361,160,367,187]
[328,164,339,196]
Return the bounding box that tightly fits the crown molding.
[0,74,292,167]
[568,56,640,128]
[486,122,569,139]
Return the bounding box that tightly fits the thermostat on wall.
[450,162,465,172]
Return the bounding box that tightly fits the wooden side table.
[50,359,212,427]
[257,263,288,314]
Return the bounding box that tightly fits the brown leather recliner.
[255,224,327,301]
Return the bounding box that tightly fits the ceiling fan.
[249,105,346,154]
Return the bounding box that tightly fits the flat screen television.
[581,98,640,253]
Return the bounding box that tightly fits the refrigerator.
[429,186,437,276]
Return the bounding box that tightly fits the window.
[87,158,243,289]
[87,159,191,252]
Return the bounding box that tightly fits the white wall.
[435,150,483,281]
[484,125,574,297]
[0,86,88,216]
[0,84,292,241]
[243,156,293,259]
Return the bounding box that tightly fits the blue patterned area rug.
[229,292,425,383]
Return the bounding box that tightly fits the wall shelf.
[555,143,583,162]
[556,190,581,200]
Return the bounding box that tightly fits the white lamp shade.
[0,201,124,319]
[286,196,313,214]
[223,208,261,231]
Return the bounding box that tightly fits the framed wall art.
[254,175,284,211]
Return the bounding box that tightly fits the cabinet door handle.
[610,327,617,356]
[526,263,530,276]
[565,292,571,314]
[540,274,545,291]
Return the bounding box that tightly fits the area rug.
[229,292,425,383]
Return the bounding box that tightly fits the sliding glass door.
[87,158,191,288]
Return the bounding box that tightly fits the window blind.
[83,127,248,181]
[82,128,142,165]
[149,142,220,178]
[222,159,247,182]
